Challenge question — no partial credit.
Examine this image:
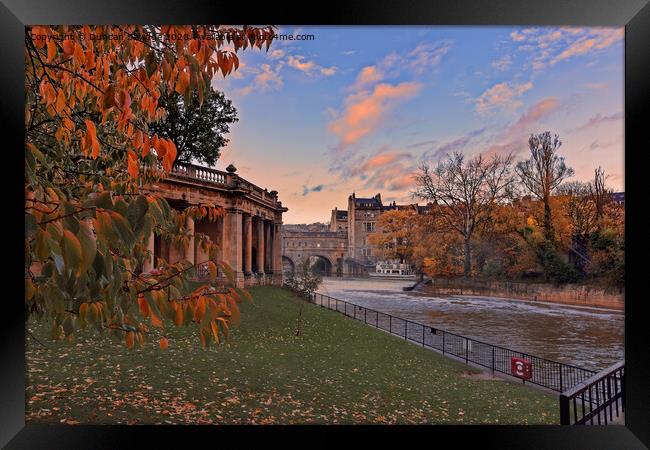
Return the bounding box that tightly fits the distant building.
[283,192,425,276]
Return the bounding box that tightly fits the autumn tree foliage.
[25,25,276,349]
[414,152,515,277]
[515,132,574,243]
[369,133,623,286]
[367,209,419,263]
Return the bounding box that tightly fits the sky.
[209,26,624,224]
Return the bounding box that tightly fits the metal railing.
[309,292,597,393]
[559,361,625,425]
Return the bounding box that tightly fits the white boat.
[368,261,417,279]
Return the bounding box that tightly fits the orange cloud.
[287,55,316,73]
[552,29,623,64]
[476,81,534,114]
[353,65,383,89]
[329,82,422,148]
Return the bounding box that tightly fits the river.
[318,277,624,372]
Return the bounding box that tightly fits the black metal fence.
[310,292,597,393]
[559,361,625,425]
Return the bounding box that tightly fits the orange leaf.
[174,303,184,326]
[142,134,151,157]
[125,331,134,349]
[62,39,75,56]
[31,26,47,49]
[194,296,207,323]
[159,337,169,350]
[47,39,57,62]
[102,85,116,109]
[138,296,149,318]
[116,89,131,109]
[127,150,139,179]
[132,130,143,150]
[155,137,167,159]
[149,307,163,328]
[210,320,220,343]
[73,43,85,65]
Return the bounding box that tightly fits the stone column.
[185,215,195,265]
[243,213,252,275]
[224,208,244,287]
[272,220,283,285]
[143,230,155,272]
[256,218,265,274]
[265,221,272,273]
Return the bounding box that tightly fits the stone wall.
[421,278,624,310]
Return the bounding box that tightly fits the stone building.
[143,162,287,288]
[283,192,424,275]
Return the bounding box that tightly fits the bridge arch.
[307,254,334,276]
[282,255,296,274]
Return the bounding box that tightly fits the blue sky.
[210,26,624,224]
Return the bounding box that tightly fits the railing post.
[492,346,495,372]
[465,338,469,363]
[559,363,564,393]
[560,394,571,425]
[364,308,366,324]
[621,370,626,411]
[389,315,392,333]
[442,331,445,355]
[404,320,407,340]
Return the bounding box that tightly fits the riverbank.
[419,278,624,311]
[26,286,558,424]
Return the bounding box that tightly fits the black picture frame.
[2,0,648,448]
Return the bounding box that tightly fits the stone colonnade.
[142,209,283,288]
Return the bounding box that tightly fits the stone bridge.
[282,231,348,276]
[142,161,288,288]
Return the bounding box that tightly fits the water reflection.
[319,277,624,371]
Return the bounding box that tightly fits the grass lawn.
[26,286,559,424]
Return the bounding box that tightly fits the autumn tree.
[414,152,515,277]
[367,209,418,263]
[416,210,466,278]
[515,132,574,242]
[25,25,276,349]
[148,87,238,168]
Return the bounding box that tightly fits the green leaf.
[61,201,80,234]
[26,143,49,168]
[146,197,163,224]
[86,191,114,211]
[92,250,105,277]
[110,211,136,247]
[127,195,149,233]
[46,221,64,242]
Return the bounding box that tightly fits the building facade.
[143,162,288,288]
[283,192,423,275]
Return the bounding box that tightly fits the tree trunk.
[463,237,471,277]
[543,197,554,242]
